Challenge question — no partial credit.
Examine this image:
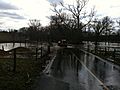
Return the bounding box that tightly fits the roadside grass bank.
[0,58,43,90]
[0,47,52,90]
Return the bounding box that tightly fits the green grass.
[0,58,42,90]
[0,46,50,90]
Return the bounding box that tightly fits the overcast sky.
[0,0,120,30]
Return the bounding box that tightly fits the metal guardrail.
[43,55,56,74]
[71,51,109,90]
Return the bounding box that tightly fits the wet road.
[47,48,120,90]
[81,50,120,90]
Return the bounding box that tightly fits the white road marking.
[72,53,109,90]
[80,49,111,64]
[43,55,56,74]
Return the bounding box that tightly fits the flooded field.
[0,42,46,51]
[0,43,28,51]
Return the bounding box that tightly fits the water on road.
[34,48,120,90]
[81,51,120,90]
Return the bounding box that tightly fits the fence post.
[13,49,16,72]
[41,47,42,58]
[104,46,107,56]
[76,60,79,76]
[47,45,50,54]
[36,48,38,61]
[113,48,116,60]
[25,39,26,47]
[87,44,90,52]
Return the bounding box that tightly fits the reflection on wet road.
[49,49,110,90]
[48,48,120,90]
[82,51,120,90]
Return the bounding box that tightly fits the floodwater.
[0,43,28,51]
[49,48,120,90]
[83,41,120,51]
[0,42,44,51]
[0,42,50,51]
[82,52,120,90]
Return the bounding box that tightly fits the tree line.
[3,0,120,44]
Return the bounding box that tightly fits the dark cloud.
[0,0,18,10]
[0,12,26,19]
[47,0,63,4]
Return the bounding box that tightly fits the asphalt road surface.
[33,48,120,90]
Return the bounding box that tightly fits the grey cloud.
[0,12,26,19]
[47,0,63,3]
[110,5,120,8]
[0,0,18,10]
[95,14,103,17]
[0,21,4,25]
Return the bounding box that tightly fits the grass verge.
[0,58,43,90]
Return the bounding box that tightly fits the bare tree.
[28,19,41,41]
[92,16,114,53]
[52,0,95,31]
[116,19,120,35]
[51,0,95,43]
[28,19,41,31]
[102,16,114,35]
[92,16,114,38]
